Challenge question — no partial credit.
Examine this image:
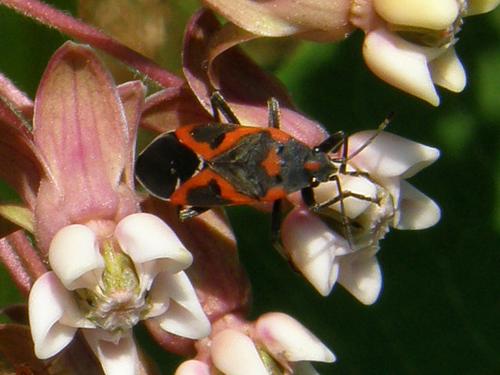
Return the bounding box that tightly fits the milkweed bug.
[135,92,391,248]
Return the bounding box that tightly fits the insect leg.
[312,190,380,210]
[178,206,210,221]
[271,199,288,257]
[329,174,355,248]
[267,97,281,129]
[210,91,241,124]
[301,186,316,207]
[303,175,357,248]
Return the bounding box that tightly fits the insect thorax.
[210,132,334,198]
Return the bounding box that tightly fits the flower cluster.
[0,0,496,374]
[283,131,440,302]
[200,0,499,105]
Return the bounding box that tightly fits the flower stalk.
[0,0,184,88]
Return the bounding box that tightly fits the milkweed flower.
[200,0,499,105]
[0,41,210,374]
[351,0,499,105]
[175,312,335,375]
[29,213,210,374]
[282,131,441,303]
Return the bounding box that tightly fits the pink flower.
[176,312,335,375]
[0,42,210,374]
[199,0,498,105]
[200,0,354,41]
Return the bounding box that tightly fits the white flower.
[193,313,335,375]
[175,360,211,375]
[281,131,441,303]
[29,212,211,375]
[351,0,499,105]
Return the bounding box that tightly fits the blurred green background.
[0,1,498,374]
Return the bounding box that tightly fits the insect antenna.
[345,112,394,161]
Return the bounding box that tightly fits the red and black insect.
[135,92,387,246]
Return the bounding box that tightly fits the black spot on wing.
[135,133,201,199]
[186,179,232,206]
[190,123,238,149]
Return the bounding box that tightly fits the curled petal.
[363,29,440,106]
[394,181,441,230]
[256,312,335,363]
[281,208,347,296]
[348,131,440,179]
[374,0,459,30]
[115,213,193,275]
[83,330,139,375]
[153,271,211,339]
[312,176,377,219]
[183,10,329,147]
[144,274,171,318]
[175,360,211,375]
[28,272,83,359]
[337,249,382,305]
[117,81,146,186]
[466,0,500,15]
[211,329,268,375]
[201,0,352,40]
[48,224,104,290]
[184,10,294,115]
[430,48,466,92]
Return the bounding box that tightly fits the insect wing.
[169,169,253,206]
[135,132,201,200]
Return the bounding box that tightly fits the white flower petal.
[348,131,440,179]
[395,181,441,230]
[256,312,335,363]
[313,176,377,219]
[143,273,171,319]
[338,250,382,305]
[211,329,268,375]
[175,360,211,375]
[153,271,210,339]
[466,0,500,15]
[294,361,321,375]
[83,330,139,375]
[282,208,345,296]
[48,224,104,290]
[374,0,459,30]
[115,213,193,274]
[363,29,440,106]
[29,272,80,359]
[430,48,466,92]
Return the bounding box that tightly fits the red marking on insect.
[169,168,254,206]
[304,161,322,172]
[175,123,263,160]
[261,148,282,177]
